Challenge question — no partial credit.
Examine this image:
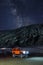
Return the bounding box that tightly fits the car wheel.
[12,54,15,58]
[20,54,23,58]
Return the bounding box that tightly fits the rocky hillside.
[0,24,43,48]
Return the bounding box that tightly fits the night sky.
[0,0,43,30]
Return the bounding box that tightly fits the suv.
[12,47,29,58]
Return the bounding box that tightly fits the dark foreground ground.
[0,53,43,65]
[0,57,43,65]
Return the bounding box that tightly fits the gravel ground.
[0,57,43,65]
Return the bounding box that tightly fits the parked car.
[11,47,29,58]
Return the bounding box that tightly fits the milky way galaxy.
[0,0,43,30]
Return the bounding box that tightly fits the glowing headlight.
[26,51,29,54]
[22,51,26,54]
[22,51,29,54]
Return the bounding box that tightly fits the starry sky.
[0,0,43,30]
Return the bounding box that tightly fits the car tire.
[20,54,23,58]
[12,54,15,58]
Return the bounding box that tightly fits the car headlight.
[22,51,26,54]
[22,51,29,54]
[26,51,29,54]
